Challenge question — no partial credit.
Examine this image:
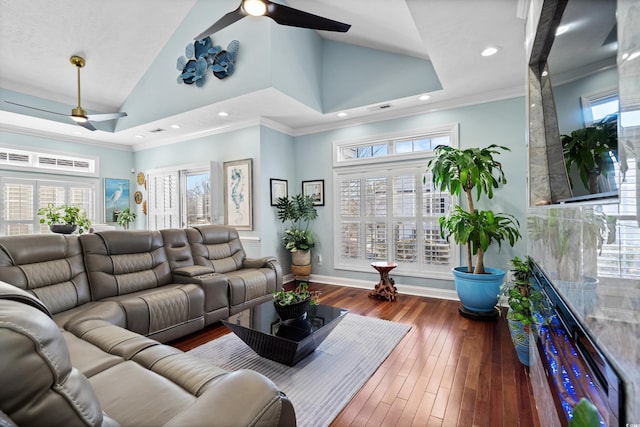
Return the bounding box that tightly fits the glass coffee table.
[222,300,348,366]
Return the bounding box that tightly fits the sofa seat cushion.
[63,331,125,378]
[226,268,278,307]
[53,300,126,330]
[102,284,204,337]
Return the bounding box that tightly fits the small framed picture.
[302,180,324,206]
[270,178,288,206]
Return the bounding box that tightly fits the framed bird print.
[105,178,130,223]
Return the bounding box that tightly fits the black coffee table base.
[222,302,348,366]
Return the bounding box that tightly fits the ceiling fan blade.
[4,101,69,117]
[77,120,97,131]
[194,5,247,39]
[86,112,128,122]
[266,1,350,32]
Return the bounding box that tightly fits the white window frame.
[0,144,99,177]
[0,173,97,236]
[333,124,459,280]
[147,161,220,230]
[580,87,618,126]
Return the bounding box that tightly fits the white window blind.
[598,156,640,277]
[0,177,96,236]
[334,165,455,278]
[147,171,180,230]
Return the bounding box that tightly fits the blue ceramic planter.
[507,314,533,366]
[452,266,505,313]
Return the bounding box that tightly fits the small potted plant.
[272,282,317,321]
[37,203,91,234]
[426,144,521,317]
[116,207,137,229]
[499,255,546,365]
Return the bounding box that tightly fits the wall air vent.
[366,103,392,111]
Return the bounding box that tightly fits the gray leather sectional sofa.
[0,225,295,426]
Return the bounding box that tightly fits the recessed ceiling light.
[218,111,229,117]
[541,70,549,77]
[337,112,347,117]
[419,95,431,101]
[481,47,499,57]
[72,131,82,135]
[170,124,181,129]
[135,135,144,139]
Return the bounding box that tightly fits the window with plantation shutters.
[147,171,180,230]
[0,177,96,236]
[599,156,640,277]
[147,163,218,230]
[333,124,458,279]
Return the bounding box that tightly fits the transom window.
[333,124,458,279]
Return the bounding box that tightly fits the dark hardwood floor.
[171,283,540,427]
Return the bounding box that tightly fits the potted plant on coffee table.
[426,144,521,318]
[499,255,546,365]
[276,194,318,278]
[273,282,317,321]
[37,203,91,234]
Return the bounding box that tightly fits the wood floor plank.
[170,283,540,427]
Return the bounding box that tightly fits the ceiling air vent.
[366,103,392,112]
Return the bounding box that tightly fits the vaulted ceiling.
[0,0,535,150]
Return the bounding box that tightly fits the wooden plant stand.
[369,262,398,301]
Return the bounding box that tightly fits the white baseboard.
[284,273,459,302]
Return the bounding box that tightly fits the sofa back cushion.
[187,225,246,273]
[0,234,91,314]
[80,230,172,301]
[160,228,195,270]
[0,281,112,427]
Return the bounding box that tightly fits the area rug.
[188,313,411,427]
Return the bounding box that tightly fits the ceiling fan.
[5,56,127,131]
[194,0,351,40]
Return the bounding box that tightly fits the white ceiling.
[0,0,530,150]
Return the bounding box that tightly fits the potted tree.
[427,144,521,318]
[562,113,618,195]
[37,203,91,234]
[116,207,137,229]
[276,194,318,277]
[499,256,546,365]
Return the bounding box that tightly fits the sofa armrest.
[172,273,229,314]
[243,256,277,269]
[172,265,214,277]
[164,370,296,427]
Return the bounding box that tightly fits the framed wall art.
[302,179,324,206]
[224,158,253,230]
[105,178,130,223]
[270,178,288,206]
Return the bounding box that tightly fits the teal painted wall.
[321,40,442,112]
[554,67,618,134]
[292,97,527,291]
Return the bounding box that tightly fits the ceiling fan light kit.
[194,0,350,39]
[4,55,127,132]
[243,0,267,16]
